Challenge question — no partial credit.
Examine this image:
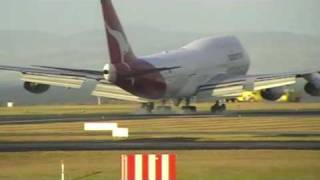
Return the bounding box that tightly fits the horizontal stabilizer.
[120,66,181,78]
[92,82,148,102]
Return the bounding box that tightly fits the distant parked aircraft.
[1,0,319,113]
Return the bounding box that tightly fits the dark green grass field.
[0,150,319,180]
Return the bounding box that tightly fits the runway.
[0,109,319,152]
[0,141,319,152]
[1,109,320,125]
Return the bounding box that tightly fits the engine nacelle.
[304,73,320,96]
[304,83,320,96]
[23,82,50,94]
[260,87,285,101]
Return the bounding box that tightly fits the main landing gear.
[140,101,173,114]
[155,100,172,114]
[141,102,154,113]
[181,98,197,113]
[211,100,226,113]
[140,98,226,114]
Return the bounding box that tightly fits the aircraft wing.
[0,65,105,89]
[0,65,104,80]
[0,65,180,80]
[0,64,174,102]
[0,65,150,102]
[197,69,320,97]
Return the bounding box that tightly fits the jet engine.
[260,87,285,101]
[305,83,320,96]
[304,73,320,96]
[23,82,50,94]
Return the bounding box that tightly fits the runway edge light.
[121,154,176,180]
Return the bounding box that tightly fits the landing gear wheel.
[140,102,154,113]
[181,106,197,114]
[211,103,226,113]
[155,106,172,114]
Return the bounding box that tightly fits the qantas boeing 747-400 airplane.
[1,0,320,113]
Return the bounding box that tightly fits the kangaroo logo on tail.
[101,0,136,67]
[105,24,131,64]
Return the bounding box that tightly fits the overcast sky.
[0,0,319,36]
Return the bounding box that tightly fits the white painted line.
[84,123,118,131]
[148,154,156,180]
[135,154,143,180]
[112,128,129,138]
[162,154,169,180]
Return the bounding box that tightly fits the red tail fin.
[101,0,136,65]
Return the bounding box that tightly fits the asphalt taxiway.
[0,141,319,152]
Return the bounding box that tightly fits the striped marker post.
[121,154,176,180]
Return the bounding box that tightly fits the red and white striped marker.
[121,154,176,180]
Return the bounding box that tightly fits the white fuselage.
[141,36,250,98]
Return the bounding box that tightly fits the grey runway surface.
[1,109,320,125]
[0,141,320,152]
